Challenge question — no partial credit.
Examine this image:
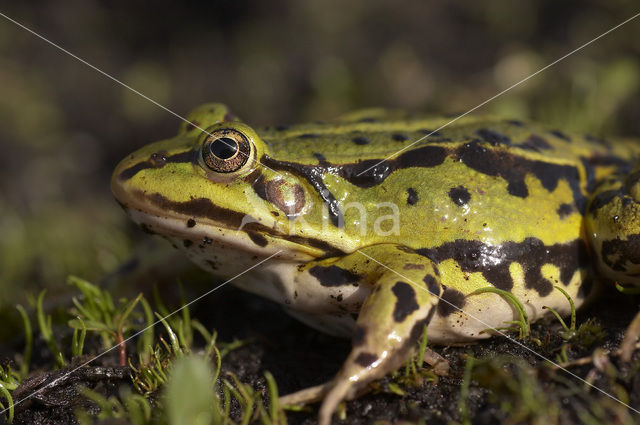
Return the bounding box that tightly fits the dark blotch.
[355,352,378,367]
[299,133,319,139]
[352,136,370,145]
[248,231,268,247]
[557,203,573,219]
[437,287,466,317]
[313,152,327,162]
[420,129,441,136]
[407,188,419,205]
[550,130,571,142]
[187,218,196,228]
[448,185,471,206]
[309,265,360,287]
[519,134,552,152]
[183,239,193,248]
[457,140,585,211]
[423,275,440,296]
[392,133,408,142]
[476,128,511,146]
[391,281,419,322]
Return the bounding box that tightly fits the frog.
[111,103,640,425]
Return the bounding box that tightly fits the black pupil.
[209,137,238,160]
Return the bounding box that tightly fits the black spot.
[437,287,466,317]
[418,238,590,296]
[187,218,196,228]
[358,117,380,123]
[518,134,552,152]
[309,265,361,287]
[448,185,471,206]
[391,281,419,322]
[506,119,524,127]
[550,130,571,142]
[407,188,419,205]
[557,203,573,219]
[355,352,378,367]
[299,133,319,139]
[602,234,640,272]
[248,231,268,247]
[392,133,408,142]
[183,239,193,248]
[423,275,440,296]
[313,152,327,162]
[353,326,366,346]
[476,128,511,146]
[275,124,290,131]
[352,136,370,145]
[420,129,441,136]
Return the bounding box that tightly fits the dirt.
[6,277,640,425]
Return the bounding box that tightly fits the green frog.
[111,103,640,424]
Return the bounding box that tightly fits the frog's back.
[259,114,639,250]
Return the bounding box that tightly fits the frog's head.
[112,103,347,268]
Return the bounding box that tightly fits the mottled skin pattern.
[112,103,640,425]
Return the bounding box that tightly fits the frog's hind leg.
[314,246,443,425]
[587,160,640,360]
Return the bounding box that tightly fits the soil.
[7,277,640,425]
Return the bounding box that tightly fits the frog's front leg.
[291,244,443,425]
[587,161,640,360]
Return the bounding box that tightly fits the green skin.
[112,103,640,425]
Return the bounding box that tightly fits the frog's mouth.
[112,180,344,261]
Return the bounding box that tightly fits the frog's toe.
[279,382,330,406]
[318,379,360,425]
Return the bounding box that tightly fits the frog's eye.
[201,128,253,173]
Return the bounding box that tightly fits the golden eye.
[201,128,252,173]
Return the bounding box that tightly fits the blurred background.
[0,0,639,311]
